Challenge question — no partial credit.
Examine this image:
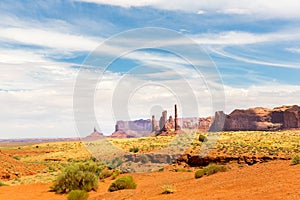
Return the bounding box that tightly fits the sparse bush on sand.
[291,154,300,165]
[129,146,139,153]
[203,163,227,176]
[194,169,205,179]
[108,176,136,192]
[67,190,89,200]
[51,161,102,193]
[161,185,176,194]
[198,135,207,142]
[99,168,113,180]
[0,181,8,187]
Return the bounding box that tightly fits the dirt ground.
[0,160,299,200]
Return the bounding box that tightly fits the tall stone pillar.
[151,115,156,132]
[159,110,168,131]
[175,104,180,130]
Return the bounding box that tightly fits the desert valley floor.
[0,131,299,200]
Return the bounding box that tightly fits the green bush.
[158,168,164,172]
[194,169,204,179]
[203,163,226,176]
[12,156,21,160]
[111,170,120,180]
[129,147,139,153]
[51,161,102,193]
[67,190,89,200]
[198,135,207,142]
[108,176,136,192]
[175,168,187,172]
[99,169,112,180]
[291,154,300,165]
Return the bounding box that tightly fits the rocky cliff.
[210,105,300,131]
[111,119,152,138]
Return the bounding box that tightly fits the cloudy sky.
[1,0,300,138]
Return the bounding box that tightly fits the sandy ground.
[0,160,299,200]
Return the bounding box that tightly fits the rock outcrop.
[209,111,226,132]
[83,128,106,141]
[109,130,135,138]
[198,117,213,131]
[210,105,300,131]
[114,119,152,137]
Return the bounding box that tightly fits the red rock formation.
[198,116,213,131]
[210,105,300,132]
[109,130,135,138]
[82,128,106,141]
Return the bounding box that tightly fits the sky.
[1,0,300,138]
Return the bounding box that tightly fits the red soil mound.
[0,151,46,180]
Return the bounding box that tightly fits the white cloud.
[192,30,300,45]
[2,50,300,138]
[285,47,300,54]
[219,8,249,15]
[209,47,300,69]
[74,0,300,19]
[196,10,206,15]
[0,27,101,52]
[0,49,47,64]
[224,84,300,113]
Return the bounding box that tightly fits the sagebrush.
[108,176,136,192]
[203,163,226,175]
[67,190,89,200]
[194,169,205,179]
[161,185,176,194]
[198,135,207,142]
[291,154,300,165]
[51,161,103,193]
[0,181,8,187]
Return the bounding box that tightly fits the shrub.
[194,169,204,179]
[203,163,226,176]
[175,168,187,172]
[99,169,112,180]
[51,161,102,193]
[111,170,120,180]
[67,190,89,200]
[12,156,21,160]
[291,154,300,165]
[108,176,136,192]
[129,147,139,153]
[161,185,176,194]
[198,135,207,142]
[0,181,8,187]
[158,168,164,172]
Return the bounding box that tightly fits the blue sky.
[1,0,300,138]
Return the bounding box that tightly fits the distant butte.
[82,128,106,141]
[210,105,300,132]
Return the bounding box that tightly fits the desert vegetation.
[67,190,89,200]
[161,184,176,194]
[0,181,8,187]
[0,130,299,199]
[202,163,227,175]
[108,176,137,192]
[194,169,204,179]
[108,130,300,159]
[291,154,300,165]
[194,163,226,179]
[50,160,103,193]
